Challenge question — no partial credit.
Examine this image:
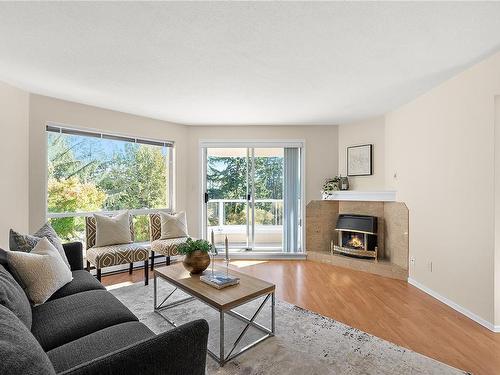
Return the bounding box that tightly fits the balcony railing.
[207,198,283,227]
[207,199,283,250]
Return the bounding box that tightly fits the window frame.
[45,123,175,222]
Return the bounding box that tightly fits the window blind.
[46,124,174,148]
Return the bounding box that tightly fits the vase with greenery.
[177,237,211,274]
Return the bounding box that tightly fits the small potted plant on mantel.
[177,237,211,274]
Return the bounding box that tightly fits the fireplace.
[333,214,378,259]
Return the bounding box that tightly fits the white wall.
[28,94,189,232]
[26,95,339,242]
[185,125,339,237]
[385,51,500,326]
[495,96,500,327]
[0,82,29,248]
[338,116,385,190]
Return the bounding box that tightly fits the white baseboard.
[407,277,500,333]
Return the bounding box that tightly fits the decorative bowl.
[182,250,210,274]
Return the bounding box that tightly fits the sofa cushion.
[0,304,56,375]
[151,237,188,257]
[86,243,149,269]
[47,321,154,373]
[7,238,73,305]
[31,289,138,351]
[48,270,105,301]
[0,262,32,328]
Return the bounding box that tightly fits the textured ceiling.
[1,2,500,125]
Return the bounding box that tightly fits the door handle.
[204,192,209,204]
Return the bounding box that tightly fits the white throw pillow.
[160,211,188,239]
[7,237,73,305]
[94,211,133,247]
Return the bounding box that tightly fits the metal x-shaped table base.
[154,274,275,367]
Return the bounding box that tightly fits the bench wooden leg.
[166,256,171,266]
[86,261,91,272]
[96,268,102,282]
[150,251,155,271]
[129,262,133,275]
[144,260,149,286]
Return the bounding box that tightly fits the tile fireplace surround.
[306,199,409,280]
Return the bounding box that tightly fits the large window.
[46,125,173,243]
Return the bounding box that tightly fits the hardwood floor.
[102,260,500,375]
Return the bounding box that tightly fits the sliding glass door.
[205,148,250,250]
[252,148,284,250]
[203,144,302,253]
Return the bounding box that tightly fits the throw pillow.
[9,222,70,269]
[34,222,70,268]
[160,211,189,239]
[9,230,40,252]
[6,238,73,305]
[94,211,132,247]
[0,260,32,328]
[0,304,56,375]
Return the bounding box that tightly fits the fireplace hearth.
[333,214,378,259]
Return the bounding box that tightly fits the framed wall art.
[347,144,373,176]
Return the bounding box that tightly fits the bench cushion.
[86,243,149,269]
[47,321,154,373]
[0,304,56,375]
[151,237,188,257]
[31,290,138,351]
[48,270,105,301]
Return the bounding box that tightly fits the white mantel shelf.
[322,190,397,202]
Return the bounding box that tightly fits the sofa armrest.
[62,242,84,271]
[59,319,209,375]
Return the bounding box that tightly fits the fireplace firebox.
[332,214,378,259]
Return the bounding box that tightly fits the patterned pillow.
[9,231,40,253]
[9,222,70,269]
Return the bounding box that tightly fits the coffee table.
[153,263,276,367]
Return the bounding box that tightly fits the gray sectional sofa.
[0,242,209,375]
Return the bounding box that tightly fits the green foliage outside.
[207,156,283,227]
[47,177,106,240]
[177,237,211,255]
[47,133,169,242]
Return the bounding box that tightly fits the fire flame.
[348,234,364,249]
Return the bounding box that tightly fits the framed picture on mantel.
[347,144,373,176]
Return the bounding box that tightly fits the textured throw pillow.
[160,211,188,239]
[7,238,73,305]
[94,211,133,247]
[0,261,32,328]
[9,222,70,269]
[0,304,56,375]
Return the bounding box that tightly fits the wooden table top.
[154,263,275,311]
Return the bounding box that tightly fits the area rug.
[110,281,466,375]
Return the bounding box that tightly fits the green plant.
[177,237,211,255]
[47,177,107,240]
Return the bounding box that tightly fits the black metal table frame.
[153,273,275,367]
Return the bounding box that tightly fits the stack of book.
[200,272,240,289]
